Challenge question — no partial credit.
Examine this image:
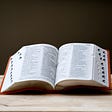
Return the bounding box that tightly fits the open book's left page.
[1,44,58,93]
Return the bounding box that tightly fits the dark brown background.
[0,0,112,74]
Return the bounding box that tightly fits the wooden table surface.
[0,75,112,112]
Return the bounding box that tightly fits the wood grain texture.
[0,75,112,112]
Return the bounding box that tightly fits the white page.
[93,45,109,87]
[70,43,94,79]
[19,44,58,88]
[55,43,74,84]
[41,45,58,87]
[1,47,26,92]
[55,43,94,85]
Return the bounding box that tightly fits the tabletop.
[0,75,112,112]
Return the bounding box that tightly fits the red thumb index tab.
[107,50,112,90]
[110,75,112,89]
[0,57,11,94]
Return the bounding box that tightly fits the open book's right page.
[55,43,109,90]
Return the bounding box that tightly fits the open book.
[0,43,111,94]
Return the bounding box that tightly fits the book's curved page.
[1,44,58,93]
[92,45,110,88]
[0,46,26,93]
[55,43,110,90]
[1,80,54,94]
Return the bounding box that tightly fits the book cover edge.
[0,57,11,94]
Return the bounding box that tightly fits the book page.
[55,43,94,85]
[19,44,58,88]
[93,45,109,87]
[1,47,26,92]
[70,44,94,79]
[41,45,58,87]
